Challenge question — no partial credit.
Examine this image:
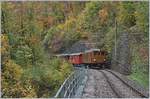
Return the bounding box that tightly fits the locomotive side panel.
[88,52,92,63]
[93,51,106,63]
[87,52,93,64]
[88,51,106,64]
[90,51,95,64]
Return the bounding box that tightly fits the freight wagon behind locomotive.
[69,53,83,66]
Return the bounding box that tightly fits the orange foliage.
[139,48,148,62]
[1,34,9,59]
[37,16,54,28]
[28,36,40,45]
[99,7,108,25]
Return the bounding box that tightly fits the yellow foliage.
[37,20,44,30]
[2,80,37,98]
[63,17,76,30]
[57,24,65,30]
[2,60,37,98]
[4,60,23,80]
[80,32,89,39]
[28,35,40,45]
[57,17,76,37]
[1,34,10,66]
[37,16,54,28]
[99,8,108,24]
[1,34,9,54]
[60,60,73,78]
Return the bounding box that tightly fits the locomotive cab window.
[99,52,101,55]
[94,51,99,55]
[101,52,105,55]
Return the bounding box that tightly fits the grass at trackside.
[129,45,149,89]
[128,71,149,89]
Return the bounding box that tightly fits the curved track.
[100,70,147,98]
[82,69,118,98]
[100,70,121,98]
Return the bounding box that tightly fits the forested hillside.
[1,1,149,98]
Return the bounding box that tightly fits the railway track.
[100,70,148,98]
[100,70,121,98]
[82,69,118,98]
[56,68,148,98]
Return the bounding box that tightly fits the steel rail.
[105,70,148,98]
[100,70,122,98]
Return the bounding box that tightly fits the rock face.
[63,40,96,54]
[111,32,131,75]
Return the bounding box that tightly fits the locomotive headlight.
[93,58,96,62]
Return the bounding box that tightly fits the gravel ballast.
[101,70,142,98]
[81,69,147,98]
[82,69,118,98]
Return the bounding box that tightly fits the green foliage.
[134,2,149,35]
[1,1,149,98]
[1,34,10,64]
[1,2,74,98]
[129,44,149,88]
[51,10,65,21]
[77,2,101,33]
[117,2,136,28]
[43,26,58,47]
[103,27,115,53]
[85,2,101,18]
[14,45,33,66]
[22,58,73,97]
